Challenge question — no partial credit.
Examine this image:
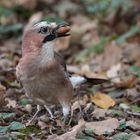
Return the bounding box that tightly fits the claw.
[44,105,54,119]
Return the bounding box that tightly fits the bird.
[16,21,107,124]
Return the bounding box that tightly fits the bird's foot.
[44,105,55,120]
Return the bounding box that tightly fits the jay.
[16,21,107,124]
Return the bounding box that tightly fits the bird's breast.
[19,63,71,105]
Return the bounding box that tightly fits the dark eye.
[40,27,48,34]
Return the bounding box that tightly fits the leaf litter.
[0,0,140,139]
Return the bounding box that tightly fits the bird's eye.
[40,27,48,34]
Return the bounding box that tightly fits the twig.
[129,98,140,105]
[127,111,140,116]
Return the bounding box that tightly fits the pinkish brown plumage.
[16,21,108,124]
[16,21,73,121]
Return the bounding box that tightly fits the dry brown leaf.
[91,92,115,109]
[93,42,122,71]
[72,100,86,111]
[0,84,6,107]
[80,65,106,79]
[114,76,137,88]
[126,120,140,130]
[51,119,85,140]
[126,88,140,101]
[107,63,121,83]
[122,43,140,65]
[85,118,119,135]
[92,107,111,119]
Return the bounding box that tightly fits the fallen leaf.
[85,118,119,135]
[5,98,17,108]
[92,107,111,119]
[0,126,10,133]
[10,121,25,130]
[93,42,122,71]
[50,119,85,140]
[0,113,15,119]
[112,133,132,140]
[122,44,140,65]
[126,120,140,130]
[114,76,137,88]
[0,121,25,133]
[80,64,106,79]
[126,88,140,101]
[72,100,86,111]
[0,84,6,107]
[91,92,115,109]
[107,63,121,83]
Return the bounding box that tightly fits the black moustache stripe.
[43,34,56,42]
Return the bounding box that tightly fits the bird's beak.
[54,22,70,38]
[43,22,71,42]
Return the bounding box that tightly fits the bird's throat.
[40,42,54,66]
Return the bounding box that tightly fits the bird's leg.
[26,105,41,126]
[44,105,54,119]
[62,105,72,125]
[68,107,73,125]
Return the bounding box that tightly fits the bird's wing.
[70,75,109,88]
[54,52,109,88]
[54,52,69,77]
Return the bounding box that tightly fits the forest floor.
[0,0,140,139]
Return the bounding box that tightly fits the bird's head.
[22,21,70,55]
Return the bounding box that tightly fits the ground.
[0,0,140,140]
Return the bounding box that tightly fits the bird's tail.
[70,76,108,88]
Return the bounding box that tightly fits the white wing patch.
[70,76,86,88]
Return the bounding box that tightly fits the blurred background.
[0,0,140,139]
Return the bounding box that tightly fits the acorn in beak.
[43,22,71,42]
[54,22,70,38]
